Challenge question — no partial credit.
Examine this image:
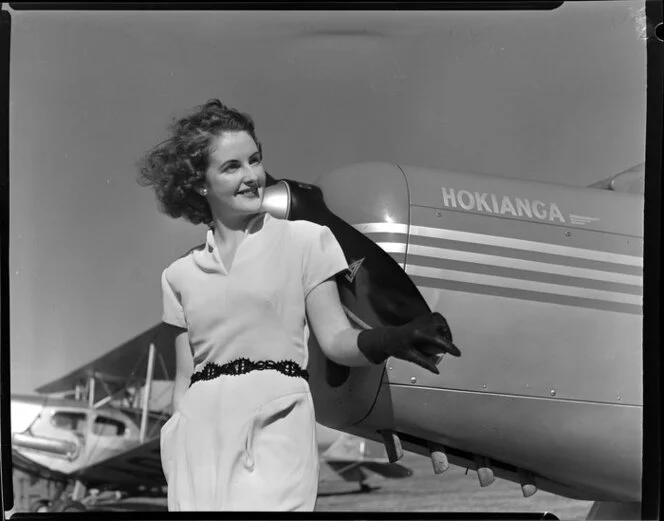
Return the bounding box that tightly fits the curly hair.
[138,99,260,225]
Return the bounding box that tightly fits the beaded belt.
[190,357,309,386]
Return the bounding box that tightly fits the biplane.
[9,325,411,513]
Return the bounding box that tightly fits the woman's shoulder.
[163,243,205,278]
[282,218,329,238]
[263,214,324,244]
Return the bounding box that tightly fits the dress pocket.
[159,412,181,482]
[242,391,309,474]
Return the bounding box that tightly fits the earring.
[200,187,208,197]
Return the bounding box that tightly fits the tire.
[52,499,87,512]
[29,499,52,513]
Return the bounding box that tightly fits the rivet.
[411,377,417,384]
[388,366,393,371]
[550,389,557,397]
[617,396,622,401]
[482,384,487,390]
[565,231,571,237]
[435,211,442,217]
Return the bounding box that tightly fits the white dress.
[158,213,348,511]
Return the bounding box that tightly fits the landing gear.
[358,480,379,493]
[50,499,87,512]
[29,499,52,513]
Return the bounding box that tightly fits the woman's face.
[202,130,266,218]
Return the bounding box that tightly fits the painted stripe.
[386,251,406,268]
[354,222,409,234]
[378,242,407,255]
[406,265,642,306]
[411,275,642,316]
[406,234,642,276]
[409,225,643,267]
[374,242,642,288]
[353,223,643,268]
[407,254,642,296]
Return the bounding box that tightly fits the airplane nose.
[12,432,79,459]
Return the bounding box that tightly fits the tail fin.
[322,433,373,462]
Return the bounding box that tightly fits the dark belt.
[190,357,309,386]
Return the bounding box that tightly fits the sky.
[7,3,647,394]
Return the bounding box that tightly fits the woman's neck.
[210,212,261,244]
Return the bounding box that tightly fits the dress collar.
[205,212,269,253]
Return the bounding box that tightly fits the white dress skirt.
[159,369,319,511]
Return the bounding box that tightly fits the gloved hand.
[357,312,460,374]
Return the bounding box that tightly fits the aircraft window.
[51,412,87,434]
[93,416,127,437]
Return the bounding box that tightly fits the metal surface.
[387,384,642,502]
[400,163,644,238]
[10,397,156,476]
[386,203,642,405]
[266,165,418,430]
[11,433,78,458]
[307,334,385,429]
[315,162,410,236]
[312,161,643,505]
[259,180,290,220]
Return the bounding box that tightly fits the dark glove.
[357,312,461,374]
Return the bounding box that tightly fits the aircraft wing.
[11,449,70,484]
[71,436,165,489]
[356,461,412,479]
[35,324,176,400]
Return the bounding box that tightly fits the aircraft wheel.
[52,499,87,512]
[359,482,373,493]
[29,499,52,512]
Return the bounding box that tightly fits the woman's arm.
[304,278,368,366]
[306,277,461,373]
[164,324,193,413]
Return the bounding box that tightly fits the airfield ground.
[316,450,593,518]
[56,450,594,518]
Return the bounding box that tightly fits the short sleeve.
[161,269,187,329]
[302,224,349,297]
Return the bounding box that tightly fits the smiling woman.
[137,99,459,512]
[138,100,262,227]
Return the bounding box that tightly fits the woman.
[138,99,460,511]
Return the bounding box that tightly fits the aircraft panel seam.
[387,384,643,407]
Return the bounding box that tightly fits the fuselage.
[10,394,166,476]
[309,162,643,502]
